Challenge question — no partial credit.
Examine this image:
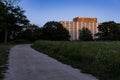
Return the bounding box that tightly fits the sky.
[18,0,120,26]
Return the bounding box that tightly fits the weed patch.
[32,41,120,80]
[0,44,12,80]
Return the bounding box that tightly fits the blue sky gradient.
[19,0,120,26]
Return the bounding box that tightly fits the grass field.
[0,44,12,80]
[32,40,120,80]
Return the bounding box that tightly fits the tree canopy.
[79,27,93,41]
[0,0,29,43]
[96,21,120,40]
[0,2,6,32]
[42,21,70,41]
[18,24,42,42]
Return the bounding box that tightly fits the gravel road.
[4,44,98,80]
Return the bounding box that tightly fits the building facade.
[60,17,98,40]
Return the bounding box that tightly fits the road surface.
[4,44,98,80]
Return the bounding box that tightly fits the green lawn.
[32,41,120,80]
[0,44,12,80]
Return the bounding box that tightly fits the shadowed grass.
[0,44,12,80]
[32,41,120,80]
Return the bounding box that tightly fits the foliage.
[96,21,120,40]
[0,2,6,32]
[18,24,42,42]
[0,44,12,79]
[10,39,31,44]
[42,21,70,41]
[1,0,21,6]
[79,27,93,41]
[0,30,5,42]
[32,41,120,80]
[0,0,29,43]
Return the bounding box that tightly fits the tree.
[0,1,8,42]
[79,27,93,41]
[1,0,21,6]
[0,0,29,43]
[96,21,120,40]
[0,2,7,32]
[18,24,42,42]
[42,21,70,41]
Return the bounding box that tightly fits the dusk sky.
[19,0,120,26]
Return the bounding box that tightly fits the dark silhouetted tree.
[79,27,93,41]
[42,21,70,41]
[0,2,6,32]
[19,24,42,42]
[0,0,29,43]
[96,21,120,40]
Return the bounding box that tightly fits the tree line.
[96,21,120,41]
[0,0,120,42]
[16,21,120,42]
[0,0,29,43]
[0,0,70,43]
[18,22,70,42]
[79,21,120,41]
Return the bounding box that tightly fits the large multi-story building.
[60,17,98,40]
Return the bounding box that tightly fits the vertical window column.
[96,23,98,33]
[76,22,79,40]
[92,22,95,37]
[89,22,91,30]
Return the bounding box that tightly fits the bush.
[79,27,93,41]
[10,39,31,44]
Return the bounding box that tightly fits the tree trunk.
[4,27,8,43]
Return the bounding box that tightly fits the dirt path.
[4,44,98,80]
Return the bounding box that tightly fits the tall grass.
[0,44,12,80]
[32,41,120,80]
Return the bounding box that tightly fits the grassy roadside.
[0,44,13,80]
[0,39,31,80]
[32,40,120,80]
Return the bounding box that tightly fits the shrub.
[79,27,93,41]
[10,39,31,44]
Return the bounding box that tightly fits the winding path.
[4,44,98,80]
